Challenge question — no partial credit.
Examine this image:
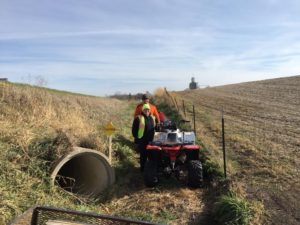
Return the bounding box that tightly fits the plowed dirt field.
[176,75,300,224]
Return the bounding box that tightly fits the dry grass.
[0,83,124,152]
[109,188,204,225]
[0,83,126,224]
[153,87,166,97]
[0,83,209,225]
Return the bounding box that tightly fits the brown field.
[2,76,299,225]
[175,75,300,225]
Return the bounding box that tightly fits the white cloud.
[1,0,300,95]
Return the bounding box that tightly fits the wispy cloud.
[1,0,300,95]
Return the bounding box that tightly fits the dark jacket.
[132,113,155,144]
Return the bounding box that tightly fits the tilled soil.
[177,75,300,225]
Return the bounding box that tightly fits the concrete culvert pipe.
[50,147,115,197]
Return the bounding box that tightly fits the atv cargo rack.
[14,205,161,225]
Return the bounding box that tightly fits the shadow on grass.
[96,134,144,202]
[102,132,221,225]
[114,134,136,151]
[98,134,187,203]
[188,179,231,225]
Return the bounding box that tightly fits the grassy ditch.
[1,83,264,225]
[155,90,264,225]
[1,84,200,224]
[0,83,126,224]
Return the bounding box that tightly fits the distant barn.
[189,77,198,89]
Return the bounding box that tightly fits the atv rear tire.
[188,160,203,188]
[144,160,159,187]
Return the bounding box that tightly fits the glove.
[155,123,161,132]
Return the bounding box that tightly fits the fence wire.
[167,92,300,183]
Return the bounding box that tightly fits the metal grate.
[31,206,161,225]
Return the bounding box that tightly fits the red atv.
[144,120,203,188]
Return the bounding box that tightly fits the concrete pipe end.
[50,147,115,197]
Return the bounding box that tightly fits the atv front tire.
[188,160,203,188]
[144,160,159,187]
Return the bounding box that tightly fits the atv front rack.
[146,145,200,151]
[146,144,200,162]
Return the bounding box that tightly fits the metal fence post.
[193,105,196,135]
[221,108,227,178]
[182,100,186,118]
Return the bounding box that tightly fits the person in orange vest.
[132,103,155,172]
[133,94,160,124]
[158,111,165,123]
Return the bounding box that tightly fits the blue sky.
[1,0,300,96]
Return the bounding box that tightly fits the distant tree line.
[109,92,151,100]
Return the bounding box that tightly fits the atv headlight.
[167,132,178,143]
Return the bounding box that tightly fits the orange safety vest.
[133,103,160,123]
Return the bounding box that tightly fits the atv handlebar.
[155,120,177,132]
